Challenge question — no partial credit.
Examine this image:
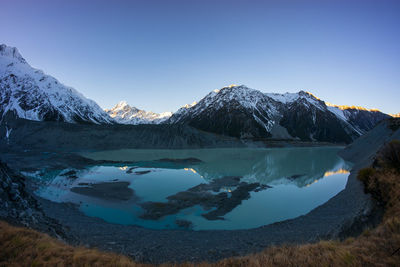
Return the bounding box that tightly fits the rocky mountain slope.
[105,101,172,124]
[167,85,390,143]
[0,44,113,124]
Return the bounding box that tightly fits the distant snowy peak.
[105,101,172,124]
[0,44,114,124]
[108,101,140,115]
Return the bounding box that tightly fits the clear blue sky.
[1,0,399,114]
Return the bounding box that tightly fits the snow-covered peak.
[0,44,114,124]
[199,84,269,110]
[219,84,253,93]
[108,101,138,113]
[171,84,276,120]
[166,84,280,132]
[0,44,26,64]
[105,101,172,124]
[116,100,128,108]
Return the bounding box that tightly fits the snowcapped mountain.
[167,85,390,143]
[0,44,113,124]
[167,85,280,138]
[105,101,172,124]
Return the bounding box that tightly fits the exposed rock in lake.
[140,176,271,221]
[126,167,138,174]
[134,170,151,175]
[70,181,136,201]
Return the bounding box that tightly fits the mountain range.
[0,44,393,143]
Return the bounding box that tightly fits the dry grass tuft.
[1,140,400,266]
[0,221,148,267]
[377,140,400,172]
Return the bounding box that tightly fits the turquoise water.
[34,147,351,230]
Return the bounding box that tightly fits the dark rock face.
[186,103,272,138]
[344,109,390,133]
[279,99,357,143]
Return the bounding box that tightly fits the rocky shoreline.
[0,162,66,240]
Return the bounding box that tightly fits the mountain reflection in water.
[33,147,351,230]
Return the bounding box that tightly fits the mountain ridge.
[0,44,114,124]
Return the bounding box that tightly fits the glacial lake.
[34,147,351,230]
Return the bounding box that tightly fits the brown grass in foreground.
[0,221,148,267]
[1,141,400,267]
